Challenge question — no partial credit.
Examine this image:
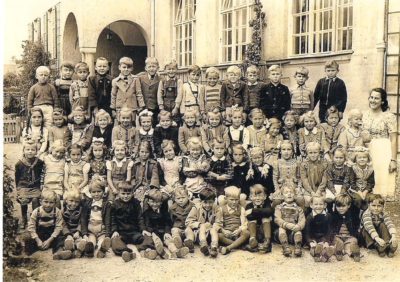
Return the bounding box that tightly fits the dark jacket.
[313,77,347,113]
[331,209,360,238]
[220,80,247,109]
[62,201,83,236]
[259,82,291,120]
[80,198,112,237]
[153,125,179,158]
[170,201,195,229]
[142,200,172,237]
[304,213,333,245]
[91,124,113,148]
[15,158,44,189]
[137,73,160,110]
[246,164,275,196]
[87,74,113,112]
[229,162,251,196]
[245,200,273,224]
[111,198,144,235]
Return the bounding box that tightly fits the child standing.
[290,66,313,117]
[314,60,347,123]
[230,144,251,195]
[199,67,222,121]
[201,108,230,156]
[186,187,219,257]
[55,62,74,117]
[15,140,44,228]
[157,140,182,198]
[178,109,201,155]
[274,185,305,257]
[260,65,291,120]
[263,118,284,166]
[90,109,113,149]
[88,139,108,182]
[154,110,179,158]
[111,107,138,157]
[136,110,156,155]
[68,106,92,150]
[157,59,183,124]
[244,65,265,114]
[246,184,274,253]
[206,138,233,196]
[131,141,160,203]
[360,194,397,257]
[111,182,145,262]
[220,65,247,124]
[247,108,267,149]
[22,107,48,158]
[281,110,300,157]
[48,108,71,151]
[69,62,90,119]
[320,106,346,159]
[27,66,59,127]
[81,177,112,258]
[228,106,250,150]
[63,144,90,194]
[110,57,143,121]
[215,186,250,255]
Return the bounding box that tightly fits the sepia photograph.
[2,0,400,281]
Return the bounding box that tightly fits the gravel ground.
[4,143,400,282]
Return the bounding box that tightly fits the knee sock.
[248,222,257,239]
[262,222,271,240]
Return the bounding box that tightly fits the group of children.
[16,56,397,263]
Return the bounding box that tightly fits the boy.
[304,196,335,262]
[274,185,305,257]
[243,65,265,114]
[169,187,195,253]
[246,184,274,253]
[186,187,219,257]
[27,66,60,127]
[61,189,87,258]
[69,62,90,119]
[110,57,144,122]
[87,57,113,117]
[15,140,44,229]
[220,65,247,124]
[260,65,291,120]
[314,60,347,123]
[214,186,250,255]
[24,191,70,259]
[111,182,145,262]
[290,66,313,117]
[137,57,161,125]
[55,62,74,117]
[360,194,397,257]
[331,194,361,261]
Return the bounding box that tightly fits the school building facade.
[27,0,400,151]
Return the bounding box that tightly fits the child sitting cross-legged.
[111,182,145,262]
[186,187,219,257]
[274,185,305,257]
[214,186,250,255]
[245,184,274,253]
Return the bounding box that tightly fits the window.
[174,0,196,67]
[220,0,253,63]
[292,0,353,55]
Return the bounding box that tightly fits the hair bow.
[92,137,105,144]
[139,109,153,117]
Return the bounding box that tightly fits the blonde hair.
[36,66,50,75]
[226,65,241,75]
[249,147,264,158]
[347,109,363,125]
[51,139,66,152]
[112,140,127,151]
[299,111,318,126]
[325,60,339,70]
[224,186,241,198]
[306,142,321,153]
[75,62,89,72]
[64,189,81,201]
[119,107,134,122]
[186,137,203,151]
[247,65,260,75]
[249,108,264,120]
[145,57,159,66]
[294,66,309,78]
[41,190,57,202]
[163,59,178,70]
[268,64,281,74]
[205,67,220,78]
[119,57,133,67]
[95,109,112,125]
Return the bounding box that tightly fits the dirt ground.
[3,143,400,282]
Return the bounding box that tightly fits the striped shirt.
[361,209,396,240]
[200,85,222,113]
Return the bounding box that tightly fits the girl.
[154,110,179,158]
[299,142,328,207]
[281,110,300,157]
[246,108,267,149]
[111,107,138,157]
[15,140,44,228]
[86,138,108,198]
[348,148,375,210]
[64,144,90,194]
[131,141,160,203]
[338,109,370,165]
[271,140,303,207]
[229,144,251,195]
[43,140,67,204]
[178,109,201,155]
[157,140,182,199]
[200,108,230,156]
[199,67,222,121]
[136,109,155,155]
[264,118,284,167]
[91,109,113,149]
[246,147,274,198]
[68,106,92,151]
[228,106,250,151]
[298,111,329,159]
[106,140,133,201]
[22,107,48,158]
[48,108,71,151]
[182,137,210,198]
[320,106,346,159]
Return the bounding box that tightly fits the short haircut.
[366,193,385,205]
[75,62,89,72]
[145,57,159,66]
[268,64,281,74]
[95,109,112,125]
[173,186,189,200]
[138,141,152,156]
[226,65,241,75]
[96,57,109,64]
[199,187,216,201]
[282,110,298,123]
[117,181,134,192]
[347,109,363,122]
[306,141,321,153]
[325,105,340,120]
[52,108,66,124]
[205,67,220,78]
[188,65,201,75]
[231,106,243,116]
[224,186,241,198]
[89,175,106,191]
[294,66,309,78]
[158,110,172,121]
[325,60,339,70]
[310,195,325,205]
[36,66,50,75]
[250,184,265,195]
[212,137,226,149]
[299,111,318,126]
[161,139,175,152]
[183,109,197,119]
[41,190,57,202]
[112,140,127,150]
[335,193,352,206]
[72,106,86,117]
[281,185,295,194]
[146,188,163,202]
[119,57,133,67]
[207,107,222,119]
[60,62,74,70]
[354,147,371,162]
[163,58,178,70]
[247,65,260,75]
[69,144,83,155]
[232,143,246,154]
[64,189,81,201]
[268,117,282,128]
[249,146,264,158]
[249,108,264,119]
[333,147,346,158]
[23,139,38,151]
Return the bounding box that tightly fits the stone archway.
[96,20,148,76]
[62,13,81,64]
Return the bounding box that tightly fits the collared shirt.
[304,127,318,136]
[290,84,313,108]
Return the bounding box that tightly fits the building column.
[80,47,97,75]
[376,42,386,88]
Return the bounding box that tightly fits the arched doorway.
[96,21,148,76]
[62,13,81,64]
